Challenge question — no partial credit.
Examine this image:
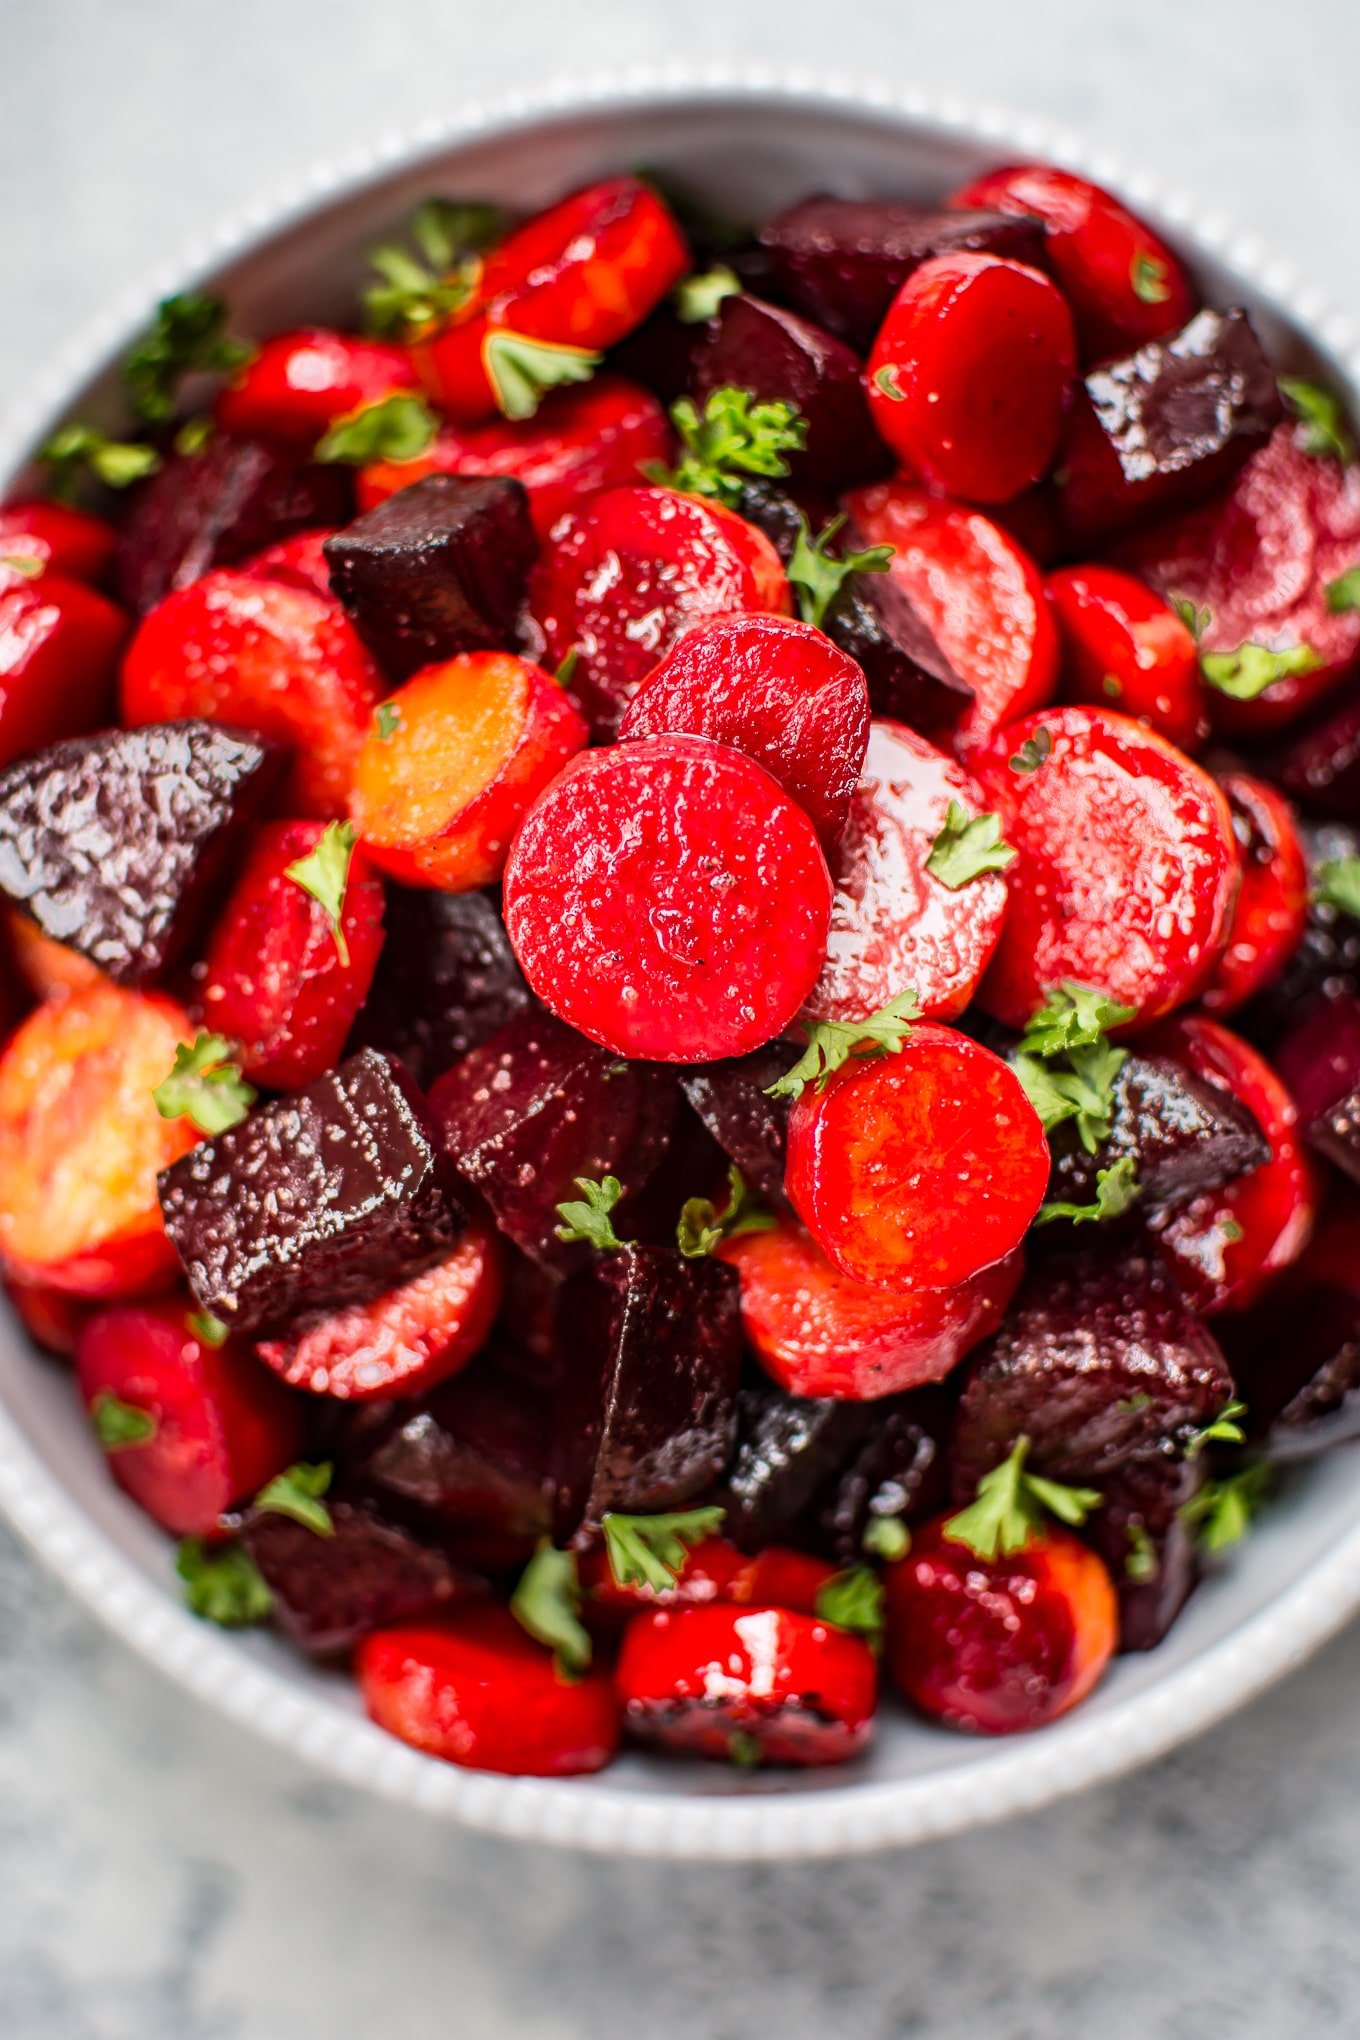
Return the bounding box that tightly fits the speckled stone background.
[4,5,1360,2034]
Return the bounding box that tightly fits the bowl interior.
[2,81,1357,1858]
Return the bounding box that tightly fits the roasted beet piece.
[241,1496,467,1655]
[1044,1051,1270,1215]
[322,475,538,679]
[1084,1454,1205,1653]
[950,1246,1234,1494]
[1222,1200,1360,1459]
[1275,993,1360,1185]
[1276,685,1360,824]
[430,1010,675,1271]
[116,435,352,615]
[759,196,1045,351]
[351,885,530,1087]
[690,294,886,490]
[1058,309,1282,543]
[158,1049,464,1336]
[679,1045,795,1208]
[1241,822,1360,1041]
[719,1380,879,1552]
[553,1245,743,1537]
[799,1385,950,1566]
[0,720,278,984]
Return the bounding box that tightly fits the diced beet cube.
[1057,308,1281,543]
[1224,1263,1360,1460]
[950,1246,1234,1494]
[1044,1051,1269,1214]
[553,1246,743,1536]
[351,886,531,1087]
[798,1384,951,1566]
[1274,993,1360,1185]
[358,1353,555,1568]
[679,1046,795,1208]
[1276,685,1360,824]
[429,1011,675,1271]
[760,196,1046,351]
[241,1496,468,1655]
[0,720,279,983]
[690,294,887,490]
[1084,1454,1205,1653]
[116,435,353,615]
[158,1049,464,1336]
[322,475,538,679]
[1241,822,1360,1042]
[719,1380,879,1552]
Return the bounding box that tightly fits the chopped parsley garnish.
[0,554,43,578]
[91,1391,157,1452]
[123,292,252,424]
[674,265,742,323]
[554,1174,631,1251]
[944,1436,1101,1560]
[814,1565,885,1648]
[727,1729,764,1768]
[285,820,358,965]
[648,386,807,507]
[925,801,1017,889]
[601,1506,727,1594]
[1179,1461,1273,1555]
[1199,642,1321,702]
[553,647,581,690]
[483,331,601,422]
[40,424,161,498]
[374,701,402,741]
[1008,726,1053,775]
[152,1032,256,1136]
[1035,1156,1141,1227]
[862,1514,911,1562]
[873,363,907,402]
[510,1542,591,1678]
[1124,1521,1159,1584]
[765,989,920,1101]
[1279,376,1356,463]
[254,1462,335,1538]
[1186,1399,1249,1460]
[676,1165,775,1258]
[1171,594,1212,642]
[186,1311,230,1348]
[1010,981,1134,1154]
[1326,567,1360,614]
[363,197,502,337]
[315,393,439,465]
[173,415,215,456]
[1130,252,1172,305]
[786,512,894,630]
[1315,857,1360,918]
[176,1538,274,1628]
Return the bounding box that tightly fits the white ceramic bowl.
[2,71,1358,1862]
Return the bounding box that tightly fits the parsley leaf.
[363,198,501,337]
[676,1165,775,1257]
[1186,1398,1249,1459]
[862,1514,911,1562]
[285,820,358,965]
[254,1462,334,1538]
[785,512,894,630]
[483,331,601,422]
[727,1728,764,1768]
[873,364,907,402]
[1020,982,1136,1059]
[1125,1521,1159,1584]
[176,1538,274,1628]
[186,1310,229,1348]
[1316,857,1360,918]
[1327,567,1360,614]
[553,647,581,690]
[510,1542,591,1678]
[1036,1156,1141,1227]
[315,393,438,465]
[374,701,402,741]
[1010,983,1134,1154]
[1009,726,1053,775]
[152,1032,256,1136]
[674,265,742,323]
[1179,1461,1273,1554]
[1130,252,1173,304]
[944,1436,1102,1560]
[601,1506,727,1594]
[0,554,43,579]
[40,424,161,497]
[649,386,807,507]
[765,989,921,1101]
[555,1175,631,1251]
[91,1390,157,1452]
[1200,642,1321,702]
[1172,594,1212,642]
[173,414,215,456]
[124,293,253,424]
[1280,376,1356,463]
[925,801,1017,889]
[815,1565,885,1648]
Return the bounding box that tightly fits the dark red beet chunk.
[1275,685,1360,824]
[1241,822,1360,1041]
[1043,1051,1270,1215]
[241,1497,468,1655]
[690,293,887,490]
[950,1246,1234,1494]
[116,436,352,615]
[158,1049,464,1336]
[1222,1203,1360,1459]
[553,1245,743,1537]
[719,1380,880,1552]
[430,1010,675,1271]
[1084,1454,1205,1653]
[1058,309,1281,543]
[1275,992,1360,1185]
[798,1385,950,1566]
[0,720,278,983]
[322,475,538,680]
[679,1045,795,1208]
[759,196,1045,352]
[351,885,530,1087]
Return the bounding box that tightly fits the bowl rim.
[3,64,1360,1862]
